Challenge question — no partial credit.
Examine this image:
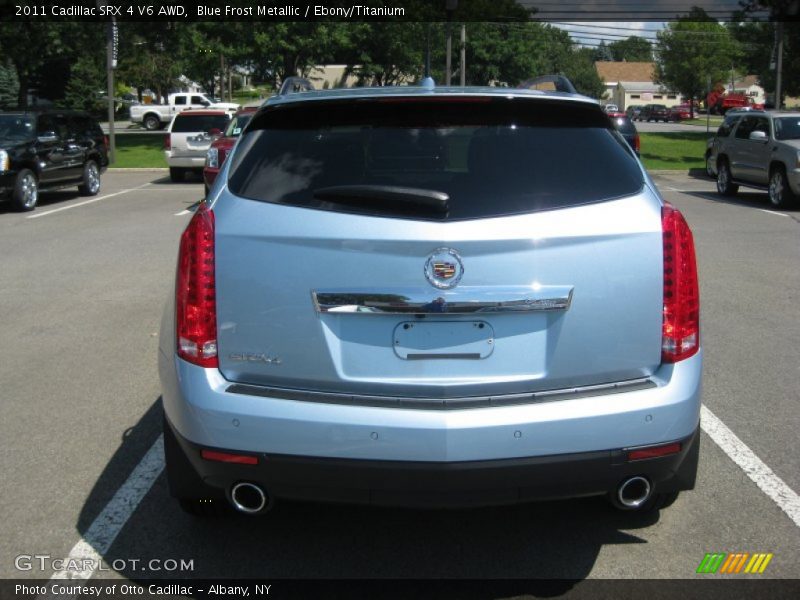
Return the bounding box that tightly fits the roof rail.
[517,75,577,95]
[278,77,315,96]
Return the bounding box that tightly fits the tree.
[609,36,653,62]
[593,41,613,62]
[734,2,800,104]
[655,8,743,117]
[62,56,105,115]
[0,60,19,108]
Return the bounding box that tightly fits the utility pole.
[775,21,784,109]
[106,17,116,164]
[460,24,466,86]
[220,53,225,101]
[445,0,458,85]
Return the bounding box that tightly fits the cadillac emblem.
[424,247,464,289]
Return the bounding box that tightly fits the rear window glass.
[171,114,229,133]
[228,97,643,221]
[774,117,800,140]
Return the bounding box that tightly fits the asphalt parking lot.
[0,170,798,586]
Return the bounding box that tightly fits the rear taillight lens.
[206,147,219,168]
[164,134,171,151]
[633,134,640,153]
[662,204,699,363]
[176,203,218,367]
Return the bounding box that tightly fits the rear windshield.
[228,97,643,221]
[172,114,230,133]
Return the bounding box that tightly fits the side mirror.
[37,132,59,143]
[749,130,768,142]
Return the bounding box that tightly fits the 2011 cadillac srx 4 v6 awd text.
[159,80,702,517]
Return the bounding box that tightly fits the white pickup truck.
[130,93,239,130]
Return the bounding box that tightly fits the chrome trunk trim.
[312,286,574,315]
[226,378,655,410]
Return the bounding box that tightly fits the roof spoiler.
[517,75,577,94]
[278,77,315,96]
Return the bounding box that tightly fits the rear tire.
[768,166,796,208]
[78,160,101,196]
[143,114,161,131]
[163,415,228,517]
[12,169,38,211]
[169,167,186,183]
[716,159,738,196]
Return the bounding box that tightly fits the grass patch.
[680,116,723,128]
[639,131,711,170]
[111,134,166,168]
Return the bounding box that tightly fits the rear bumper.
[166,416,699,507]
[161,348,702,463]
[165,153,205,169]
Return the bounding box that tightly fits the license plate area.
[393,321,494,360]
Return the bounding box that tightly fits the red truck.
[706,90,764,114]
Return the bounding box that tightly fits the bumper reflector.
[201,449,259,465]
[627,442,681,462]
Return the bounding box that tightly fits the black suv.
[637,104,669,123]
[0,110,108,211]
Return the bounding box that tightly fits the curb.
[108,167,168,171]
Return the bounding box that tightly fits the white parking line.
[662,186,685,192]
[48,435,165,581]
[26,184,151,220]
[174,209,191,216]
[701,405,800,527]
[756,208,790,218]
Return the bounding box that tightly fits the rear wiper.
[313,185,449,213]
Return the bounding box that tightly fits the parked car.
[160,79,702,518]
[713,110,800,207]
[131,93,239,131]
[203,107,257,196]
[0,109,107,211]
[626,105,643,120]
[705,112,744,178]
[603,103,619,113]
[607,112,640,155]
[667,104,692,121]
[638,104,669,122]
[164,109,231,182]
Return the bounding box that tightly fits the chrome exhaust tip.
[230,482,269,515]
[616,476,652,509]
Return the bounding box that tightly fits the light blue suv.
[160,79,702,516]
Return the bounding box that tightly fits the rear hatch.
[213,95,663,399]
[169,112,230,158]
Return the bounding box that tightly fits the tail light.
[661,204,699,363]
[176,203,218,367]
[104,135,109,148]
[633,134,640,154]
[164,134,171,151]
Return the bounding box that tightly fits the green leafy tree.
[0,60,19,108]
[655,8,743,117]
[609,36,653,62]
[62,56,105,115]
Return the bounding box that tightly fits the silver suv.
[711,110,800,208]
[159,81,702,517]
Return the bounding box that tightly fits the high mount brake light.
[176,203,218,368]
[661,204,700,363]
